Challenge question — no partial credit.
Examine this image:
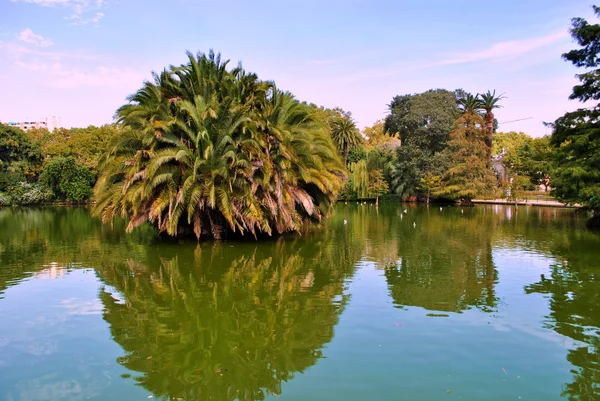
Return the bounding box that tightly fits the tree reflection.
[0,207,154,297]
[524,232,600,401]
[384,208,497,313]
[96,237,357,401]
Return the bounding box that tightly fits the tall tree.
[436,112,497,206]
[550,6,600,228]
[479,90,505,163]
[330,117,362,167]
[385,89,460,199]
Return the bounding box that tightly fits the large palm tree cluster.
[94,51,345,240]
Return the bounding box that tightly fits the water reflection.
[0,207,154,297]
[524,233,600,401]
[382,208,497,313]
[96,239,356,401]
[1,205,600,401]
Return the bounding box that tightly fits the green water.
[0,204,599,401]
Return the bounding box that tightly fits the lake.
[0,204,599,401]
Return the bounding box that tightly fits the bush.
[0,169,12,192]
[39,156,96,202]
[6,182,53,205]
[0,191,10,206]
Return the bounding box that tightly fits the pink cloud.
[17,28,53,47]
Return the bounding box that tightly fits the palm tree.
[457,93,482,115]
[93,51,345,240]
[330,117,362,167]
[479,90,505,154]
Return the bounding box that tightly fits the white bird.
[343,220,347,225]
[403,209,408,214]
[413,222,416,228]
[461,209,464,214]
[400,214,403,220]
[440,207,443,211]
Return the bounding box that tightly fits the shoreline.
[472,199,580,208]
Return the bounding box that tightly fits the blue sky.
[0,0,595,136]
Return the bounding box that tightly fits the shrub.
[39,156,96,202]
[7,182,53,205]
[0,191,10,206]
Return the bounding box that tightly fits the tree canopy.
[0,125,43,189]
[550,6,600,222]
[93,50,345,239]
[435,112,497,205]
[385,89,460,199]
[493,132,553,190]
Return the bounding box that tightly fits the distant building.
[7,121,47,131]
[3,117,61,131]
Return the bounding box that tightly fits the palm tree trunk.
[485,241,496,307]
[485,112,494,167]
[343,142,349,167]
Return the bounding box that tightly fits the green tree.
[385,89,460,199]
[310,105,351,127]
[492,131,529,157]
[347,147,367,165]
[385,89,460,154]
[549,6,600,227]
[93,51,345,239]
[0,125,43,189]
[418,172,442,204]
[350,160,369,199]
[524,136,553,190]
[39,156,96,202]
[363,119,400,150]
[330,117,363,167]
[436,113,497,206]
[368,169,389,199]
[493,132,553,190]
[32,125,123,171]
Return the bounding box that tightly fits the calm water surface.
[0,204,599,401]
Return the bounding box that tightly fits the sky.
[0,0,596,136]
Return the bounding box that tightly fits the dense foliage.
[435,112,497,204]
[93,51,345,239]
[39,156,96,202]
[385,89,460,199]
[30,125,122,170]
[493,132,553,191]
[338,120,397,201]
[550,6,600,226]
[0,125,43,189]
[0,124,109,205]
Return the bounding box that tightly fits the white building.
[5,117,61,131]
